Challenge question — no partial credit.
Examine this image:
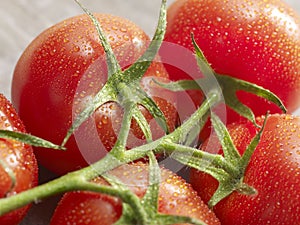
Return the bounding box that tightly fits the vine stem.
[0,90,221,216]
[0,154,119,216]
[0,157,148,224]
[161,142,237,177]
[78,181,149,224]
[166,91,221,143]
[110,84,136,156]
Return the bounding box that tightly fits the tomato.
[190,114,300,225]
[0,94,38,225]
[163,0,300,128]
[50,162,220,225]
[11,14,177,175]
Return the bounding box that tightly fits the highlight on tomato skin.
[49,162,221,225]
[190,114,300,225]
[163,0,300,126]
[11,13,178,175]
[0,94,38,225]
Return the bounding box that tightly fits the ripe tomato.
[190,114,300,225]
[0,94,38,225]
[50,162,220,225]
[164,0,300,126]
[11,14,177,175]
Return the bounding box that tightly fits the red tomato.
[11,14,177,175]
[190,114,300,225]
[0,94,38,225]
[163,0,300,127]
[50,162,220,225]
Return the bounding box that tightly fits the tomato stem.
[111,85,137,154]
[0,89,221,216]
[170,91,221,143]
[79,179,149,224]
[0,154,117,216]
[63,0,168,148]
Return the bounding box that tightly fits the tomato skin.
[164,0,300,125]
[50,162,220,225]
[190,114,300,225]
[11,14,177,175]
[0,94,38,225]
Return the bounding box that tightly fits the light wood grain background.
[0,0,299,224]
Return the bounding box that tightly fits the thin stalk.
[169,91,221,143]
[141,152,160,214]
[123,0,167,82]
[77,181,149,224]
[160,142,238,176]
[112,103,134,153]
[75,0,121,76]
[210,112,241,163]
[0,172,82,215]
[132,107,153,142]
[111,83,143,154]
[0,155,114,216]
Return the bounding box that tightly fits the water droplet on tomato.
[102,116,108,124]
[73,46,80,52]
[286,151,292,157]
[120,27,127,33]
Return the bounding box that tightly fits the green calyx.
[62,0,169,147]
[157,34,286,127]
[155,35,280,208]
[207,112,267,207]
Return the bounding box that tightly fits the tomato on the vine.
[50,162,220,225]
[0,94,38,225]
[191,114,300,225]
[163,0,300,128]
[11,13,177,175]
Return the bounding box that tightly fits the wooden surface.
[0,0,299,224]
